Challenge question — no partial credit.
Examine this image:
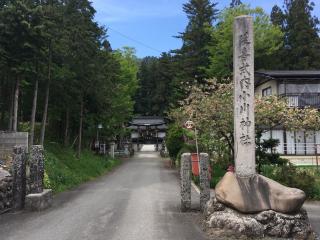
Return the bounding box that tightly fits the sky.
[91,0,320,58]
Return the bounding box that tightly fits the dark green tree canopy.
[230,0,242,8]
[284,0,320,69]
[271,5,285,28]
[177,0,218,83]
[270,0,320,69]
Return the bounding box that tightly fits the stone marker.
[181,153,191,211]
[199,153,210,211]
[233,15,255,177]
[214,15,307,215]
[25,145,53,211]
[28,145,45,194]
[205,14,314,239]
[12,145,27,210]
[110,142,115,158]
[124,143,129,157]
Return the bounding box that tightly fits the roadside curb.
[191,181,200,194]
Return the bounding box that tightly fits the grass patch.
[44,143,120,193]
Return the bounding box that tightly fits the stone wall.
[26,146,44,194]
[0,145,51,213]
[0,169,13,213]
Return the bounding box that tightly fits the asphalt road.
[304,202,320,236]
[0,149,207,240]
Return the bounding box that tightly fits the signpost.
[184,120,200,176]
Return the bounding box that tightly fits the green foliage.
[262,164,320,199]
[170,0,218,104]
[0,0,139,150]
[166,124,185,159]
[44,143,120,193]
[210,163,226,188]
[176,144,197,166]
[256,133,288,172]
[206,5,283,80]
[170,82,320,170]
[44,171,52,189]
[282,0,320,69]
[230,0,242,8]
[134,53,175,116]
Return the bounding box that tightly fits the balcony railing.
[280,93,320,108]
[270,143,320,156]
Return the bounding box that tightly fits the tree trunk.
[0,103,5,129]
[40,42,52,146]
[64,109,69,147]
[77,99,84,158]
[30,78,39,146]
[0,75,8,129]
[12,76,20,132]
[8,83,14,131]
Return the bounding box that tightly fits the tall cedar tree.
[0,0,139,152]
[285,0,320,69]
[271,5,285,29]
[271,0,320,69]
[134,53,174,116]
[230,0,242,8]
[135,57,158,116]
[270,5,287,69]
[176,0,218,87]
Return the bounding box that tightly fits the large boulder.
[215,172,306,214]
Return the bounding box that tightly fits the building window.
[262,87,272,97]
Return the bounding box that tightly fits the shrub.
[166,124,185,160]
[176,144,197,166]
[210,163,226,188]
[256,136,288,173]
[262,164,317,199]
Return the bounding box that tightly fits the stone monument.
[25,145,52,211]
[27,145,45,194]
[181,153,191,212]
[199,153,210,211]
[110,142,115,158]
[12,146,27,210]
[205,16,315,239]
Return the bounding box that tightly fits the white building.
[255,71,320,165]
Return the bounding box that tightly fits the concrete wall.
[255,80,278,97]
[0,132,28,166]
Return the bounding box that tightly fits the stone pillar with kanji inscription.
[214,15,307,215]
[199,153,210,211]
[206,15,313,239]
[12,146,27,210]
[180,153,191,211]
[233,15,255,177]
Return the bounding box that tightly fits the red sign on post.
[191,153,199,176]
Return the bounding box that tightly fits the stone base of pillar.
[25,189,53,211]
[204,198,316,239]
